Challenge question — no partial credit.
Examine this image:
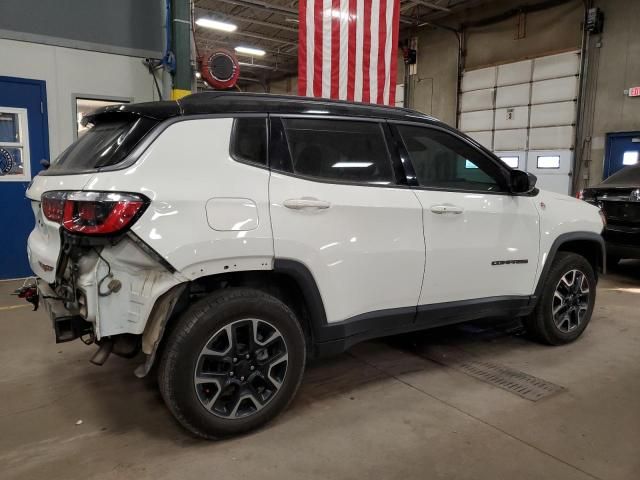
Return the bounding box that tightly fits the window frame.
[0,106,31,182]
[229,116,269,169]
[536,155,561,169]
[389,120,516,196]
[268,114,407,188]
[72,94,132,141]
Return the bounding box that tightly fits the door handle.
[430,204,464,215]
[283,198,331,210]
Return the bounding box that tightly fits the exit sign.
[629,86,640,97]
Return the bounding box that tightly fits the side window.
[397,125,507,192]
[281,118,394,184]
[230,118,267,166]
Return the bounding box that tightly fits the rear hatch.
[26,106,174,282]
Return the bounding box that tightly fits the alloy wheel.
[194,318,288,419]
[552,269,590,333]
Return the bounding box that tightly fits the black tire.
[523,252,597,345]
[158,287,306,439]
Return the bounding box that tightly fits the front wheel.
[524,252,597,345]
[158,288,306,439]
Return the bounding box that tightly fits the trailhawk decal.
[491,259,529,266]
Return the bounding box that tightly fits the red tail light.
[41,191,147,235]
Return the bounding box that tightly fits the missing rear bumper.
[54,316,93,343]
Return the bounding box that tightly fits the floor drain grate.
[419,346,565,401]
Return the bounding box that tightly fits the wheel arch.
[135,259,328,377]
[534,232,605,300]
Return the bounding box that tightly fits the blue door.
[0,77,50,279]
[604,131,640,179]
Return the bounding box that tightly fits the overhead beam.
[197,28,296,46]
[195,7,298,33]
[238,61,297,73]
[197,37,297,57]
[216,0,297,18]
[410,0,451,12]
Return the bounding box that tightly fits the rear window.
[46,115,158,174]
[603,165,640,185]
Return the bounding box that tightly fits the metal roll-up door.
[458,51,580,195]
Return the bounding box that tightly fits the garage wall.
[0,38,159,159]
[407,0,583,125]
[581,0,640,187]
[0,0,163,57]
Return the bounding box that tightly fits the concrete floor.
[1,264,639,480]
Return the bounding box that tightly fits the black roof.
[84,91,437,124]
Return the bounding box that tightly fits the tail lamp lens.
[41,191,146,235]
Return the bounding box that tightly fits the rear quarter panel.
[80,117,274,279]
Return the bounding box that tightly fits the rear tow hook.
[12,280,39,311]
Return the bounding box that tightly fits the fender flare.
[273,258,329,342]
[533,231,606,300]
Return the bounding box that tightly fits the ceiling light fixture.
[234,46,266,57]
[332,162,373,168]
[195,18,237,32]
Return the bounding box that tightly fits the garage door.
[458,51,580,195]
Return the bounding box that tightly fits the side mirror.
[510,169,537,194]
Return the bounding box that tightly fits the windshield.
[602,165,640,186]
[46,115,158,174]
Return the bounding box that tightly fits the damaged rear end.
[25,103,184,370]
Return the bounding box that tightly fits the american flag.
[298,0,401,106]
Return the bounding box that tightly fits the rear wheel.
[158,288,306,439]
[524,252,596,345]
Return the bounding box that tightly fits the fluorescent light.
[235,46,266,57]
[195,18,237,32]
[332,162,373,168]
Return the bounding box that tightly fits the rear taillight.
[41,191,66,223]
[41,191,147,235]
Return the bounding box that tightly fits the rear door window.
[280,118,394,185]
[46,115,157,174]
[230,118,267,166]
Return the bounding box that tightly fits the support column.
[171,0,192,100]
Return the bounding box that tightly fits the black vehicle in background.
[580,164,640,268]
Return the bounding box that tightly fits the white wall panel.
[494,129,528,150]
[532,52,580,81]
[530,101,576,127]
[459,110,494,132]
[495,83,530,108]
[529,126,574,149]
[531,77,578,104]
[527,150,572,194]
[494,106,530,130]
[461,67,496,92]
[0,38,158,159]
[497,60,532,86]
[459,88,494,112]
[465,131,493,150]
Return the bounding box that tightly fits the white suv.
[25,93,605,438]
